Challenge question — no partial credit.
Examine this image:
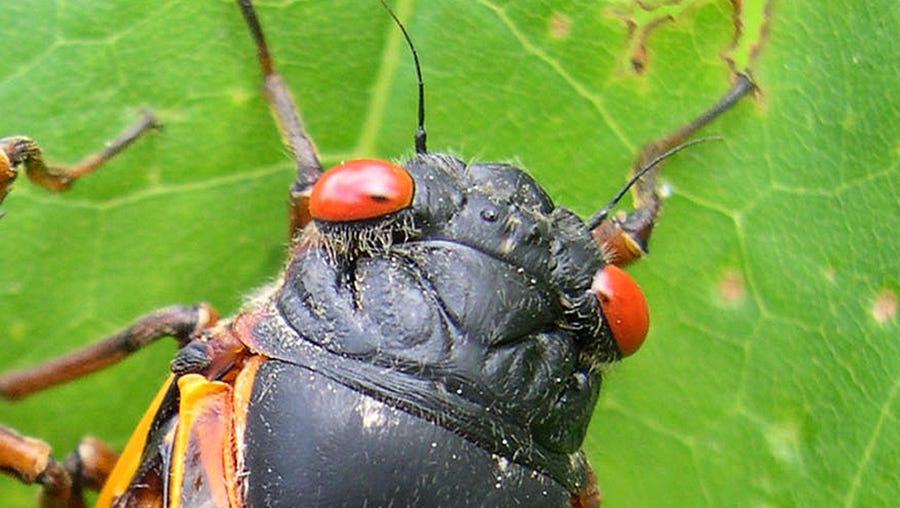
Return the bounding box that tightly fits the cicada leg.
[589,74,755,265]
[0,304,217,400]
[0,426,122,508]
[236,0,324,236]
[0,112,159,210]
[0,304,218,505]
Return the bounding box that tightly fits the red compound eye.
[309,158,414,222]
[592,264,649,357]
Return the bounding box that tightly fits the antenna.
[586,136,720,229]
[380,0,427,154]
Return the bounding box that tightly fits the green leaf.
[1,1,896,507]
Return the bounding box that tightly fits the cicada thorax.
[237,153,622,500]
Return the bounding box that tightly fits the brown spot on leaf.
[548,12,571,39]
[872,289,897,324]
[630,43,647,73]
[607,9,673,75]
[718,269,745,305]
[723,0,773,75]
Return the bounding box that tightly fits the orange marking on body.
[170,374,234,508]
[95,375,174,508]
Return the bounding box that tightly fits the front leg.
[589,73,755,265]
[0,304,217,400]
[0,112,159,211]
[237,0,323,235]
